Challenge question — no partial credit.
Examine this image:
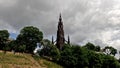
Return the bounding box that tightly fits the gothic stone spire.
[52,36,54,44]
[56,14,65,50]
[68,35,70,45]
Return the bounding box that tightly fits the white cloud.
[0,20,17,33]
[0,0,18,7]
[0,0,120,52]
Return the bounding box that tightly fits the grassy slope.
[0,51,63,68]
[33,56,63,68]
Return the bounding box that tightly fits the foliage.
[7,40,17,51]
[0,30,9,53]
[39,44,60,61]
[18,45,26,53]
[59,45,77,67]
[41,39,51,46]
[101,55,120,68]
[37,41,120,68]
[59,45,89,68]
[84,42,101,52]
[16,26,43,53]
[103,46,117,56]
[95,45,101,52]
[84,42,96,51]
[0,27,119,68]
[87,51,102,68]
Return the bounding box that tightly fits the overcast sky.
[1,0,120,51]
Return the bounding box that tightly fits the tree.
[72,45,89,68]
[103,46,117,56]
[8,40,18,54]
[39,42,120,68]
[59,45,89,68]
[87,51,102,68]
[39,44,60,61]
[8,40,16,50]
[49,45,60,61]
[18,44,26,53]
[95,46,101,52]
[84,42,101,52]
[0,30,9,53]
[41,39,51,46]
[59,45,77,67]
[102,55,120,68]
[16,26,43,53]
[84,42,95,51]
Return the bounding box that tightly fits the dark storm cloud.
[0,0,120,50]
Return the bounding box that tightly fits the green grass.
[0,52,34,68]
[0,51,63,68]
[33,55,63,68]
[43,60,63,68]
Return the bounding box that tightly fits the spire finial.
[60,13,61,17]
[68,35,70,45]
[52,36,54,44]
[59,13,62,21]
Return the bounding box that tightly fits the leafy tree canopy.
[16,26,43,53]
[103,46,117,56]
[0,30,9,50]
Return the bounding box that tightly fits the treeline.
[0,26,120,68]
[0,26,43,54]
[39,41,120,68]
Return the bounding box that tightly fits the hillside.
[0,51,63,68]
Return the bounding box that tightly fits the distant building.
[33,43,43,55]
[52,14,70,50]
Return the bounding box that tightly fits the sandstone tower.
[56,14,65,50]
